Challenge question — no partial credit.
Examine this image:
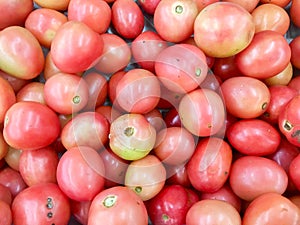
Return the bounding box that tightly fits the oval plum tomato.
[229,155,288,201]
[68,0,111,34]
[70,200,91,225]
[34,0,70,11]
[221,0,259,12]
[289,36,300,70]
[278,95,300,147]
[0,200,12,225]
[251,3,290,35]
[290,0,300,28]
[147,184,194,225]
[16,82,45,104]
[0,183,12,205]
[144,109,166,133]
[194,2,255,58]
[0,26,45,80]
[226,119,281,156]
[178,88,225,137]
[138,0,161,15]
[186,199,241,225]
[187,137,232,193]
[51,21,104,74]
[164,107,182,128]
[125,154,166,201]
[94,33,131,74]
[212,56,243,81]
[12,183,71,225]
[220,76,270,119]
[235,30,291,79]
[261,85,297,124]
[243,192,300,225]
[61,111,110,151]
[109,113,156,160]
[131,30,168,73]
[288,76,300,94]
[115,68,161,114]
[166,163,192,187]
[111,0,144,39]
[289,153,300,192]
[0,76,16,124]
[3,101,60,151]
[88,186,148,225]
[18,146,59,187]
[56,146,105,201]
[153,0,199,43]
[155,43,208,94]
[25,8,68,48]
[44,72,89,115]
[0,0,33,30]
[154,127,196,165]
[0,167,27,197]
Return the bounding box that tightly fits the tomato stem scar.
[175,5,183,14]
[103,195,117,208]
[72,95,81,104]
[124,127,135,136]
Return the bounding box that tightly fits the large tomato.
[12,183,71,225]
[3,101,61,151]
[194,2,255,58]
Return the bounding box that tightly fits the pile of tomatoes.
[1,0,300,224]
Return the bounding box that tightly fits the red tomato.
[194,2,255,58]
[16,82,45,104]
[70,200,91,225]
[187,137,232,193]
[95,105,122,125]
[235,30,291,79]
[278,95,300,147]
[229,155,288,201]
[251,3,290,35]
[289,154,300,192]
[61,111,109,151]
[144,109,166,133]
[166,164,192,187]
[131,30,168,72]
[44,72,89,115]
[0,167,27,197]
[18,146,59,186]
[0,200,12,225]
[12,183,71,225]
[111,0,144,39]
[68,0,111,34]
[221,0,259,12]
[154,127,196,165]
[226,119,281,156]
[3,101,60,151]
[115,68,161,114]
[164,107,182,128]
[34,0,70,11]
[290,0,300,28]
[57,146,105,201]
[88,186,148,225]
[155,43,208,93]
[125,154,166,201]
[0,184,12,206]
[138,0,161,15]
[25,8,68,48]
[51,21,104,74]
[186,199,241,225]
[243,192,300,225]
[0,26,45,80]
[153,0,199,43]
[4,147,21,171]
[147,184,196,225]
[0,70,30,93]
[0,0,33,30]
[0,76,16,124]
[220,76,270,119]
[289,36,300,69]
[212,56,243,81]
[260,0,291,8]
[94,33,131,74]
[178,88,225,136]
[192,0,219,11]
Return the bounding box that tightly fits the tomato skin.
[138,0,161,15]
[226,119,281,156]
[88,186,148,225]
[12,183,71,225]
[235,30,291,79]
[0,76,16,124]
[51,21,104,74]
[25,8,68,48]
[289,36,300,70]
[289,0,300,28]
[0,26,45,80]
[220,76,270,119]
[186,199,241,225]
[289,154,300,192]
[16,82,45,104]
[222,0,259,12]
[194,2,255,58]
[0,200,12,225]
[70,200,91,225]
[111,0,144,39]
[187,137,232,193]
[68,0,111,34]
[264,62,293,86]
[229,156,288,201]
[260,0,291,7]
[243,192,300,225]
[34,0,70,11]
[0,184,12,205]
[56,146,105,201]
[153,0,199,43]
[3,101,61,151]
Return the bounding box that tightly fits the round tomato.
[16,82,45,104]
[0,200,12,225]
[3,101,61,151]
[0,76,16,124]
[34,0,70,11]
